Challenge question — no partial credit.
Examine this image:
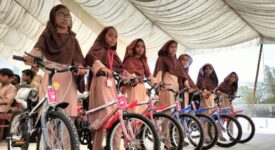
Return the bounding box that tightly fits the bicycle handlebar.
[112,72,144,87]
[145,81,170,93]
[167,88,188,97]
[13,53,90,73]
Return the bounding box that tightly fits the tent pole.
[250,42,263,117]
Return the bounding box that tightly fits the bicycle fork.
[119,112,135,143]
[41,106,51,147]
[213,113,227,132]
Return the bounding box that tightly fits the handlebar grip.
[179,88,187,94]
[13,55,25,62]
[143,79,150,83]
[167,88,177,93]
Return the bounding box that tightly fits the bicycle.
[167,88,219,150]
[146,83,205,150]
[8,53,82,150]
[77,72,160,150]
[192,91,243,147]
[217,94,255,144]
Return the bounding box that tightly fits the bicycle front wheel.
[179,113,204,150]
[36,109,80,150]
[106,113,160,150]
[153,113,184,150]
[195,113,218,149]
[215,114,242,147]
[231,114,255,143]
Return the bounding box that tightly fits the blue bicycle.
[145,82,205,150]
[167,89,219,150]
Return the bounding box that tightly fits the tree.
[264,65,275,98]
[237,65,275,105]
[238,83,265,104]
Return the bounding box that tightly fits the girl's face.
[55,8,71,29]
[168,43,177,56]
[180,55,189,66]
[105,28,118,47]
[229,73,237,83]
[204,65,213,76]
[134,41,145,56]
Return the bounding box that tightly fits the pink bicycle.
[77,72,160,150]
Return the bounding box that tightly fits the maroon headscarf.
[153,40,187,79]
[123,39,151,77]
[217,72,238,96]
[196,63,218,91]
[178,54,196,88]
[34,4,84,65]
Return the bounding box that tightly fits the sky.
[147,44,275,85]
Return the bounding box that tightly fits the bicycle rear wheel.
[106,113,160,150]
[36,109,80,150]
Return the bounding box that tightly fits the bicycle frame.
[142,84,190,129]
[213,95,244,131]
[136,96,170,137]
[195,93,231,132]
[84,95,138,143]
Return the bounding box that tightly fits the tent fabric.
[0,0,95,59]
[1,0,275,59]
[225,0,275,40]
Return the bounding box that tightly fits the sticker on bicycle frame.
[107,78,112,87]
[117,95,127,107]
[53,82,60,90]
[47,88,57,104]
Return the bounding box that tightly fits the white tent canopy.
[1,0,275,60]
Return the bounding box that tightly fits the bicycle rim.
[107,114,159,150]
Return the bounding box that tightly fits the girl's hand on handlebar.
[76,67,87,76]
[188,87,195,93]
[148,75,158,85]
[100,67,112,77]
[23,55,34,66]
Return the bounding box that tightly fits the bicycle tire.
[231,114,255,143]
[106,113,160,150]
[36,109,80,150]
[179,113,204,150]
[215,114,242,147]
[153,113,184,150]
[195,113,218,149]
